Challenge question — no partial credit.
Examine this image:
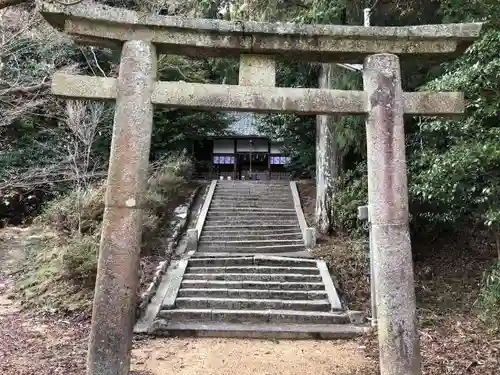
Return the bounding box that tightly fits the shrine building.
[192,113,291,180]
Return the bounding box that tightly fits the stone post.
[304,227,316,249]
[363,53,421,375]
[186,228,198,251]
[86,40,157,375]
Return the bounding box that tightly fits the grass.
[12,153,196,315]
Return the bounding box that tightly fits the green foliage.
[331,163,368,235]
[60,236,99,288]
[409,25,500,229]
[477,262,500,331]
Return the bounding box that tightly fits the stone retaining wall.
[136,185,201,318]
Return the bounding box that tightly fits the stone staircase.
[136,181,368,339]
[197,181,307,257]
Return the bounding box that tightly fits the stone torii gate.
[40,3,481,375]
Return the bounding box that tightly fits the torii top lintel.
[40,3,482,63]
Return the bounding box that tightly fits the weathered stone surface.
[304,227,316,249]
[363,53,421,375]
[86,40,156,375]
[51,73,465,115]
[289,181,309,247]
[40,2,482,62]
[153,82,366,114]
[186,228,198,251]
[403,91,464,115]
[51,73,116,100]
[317,260,342,311]
[195,180,217,239]
[149,321,369,340]
[239,54,275,87]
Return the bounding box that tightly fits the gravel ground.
[131,337,374,375]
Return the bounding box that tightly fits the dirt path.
[0,226,378,375]
[131,338,375,375]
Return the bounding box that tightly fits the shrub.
[36,183,105,234]
[15,153,195,314]
[60,235,99,288]
[477,262,500,332]
[331,163,368,236]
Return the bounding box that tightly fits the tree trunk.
[495,231,500,262]
[315,63,340,235]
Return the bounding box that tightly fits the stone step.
[199,233,303,241]
[215,192,291,195]
[215,188,290,191]
[192,251,314,258]
[203,219,299,226]
[196,244,305,253]
[216,183,290,187]
[215,186,290,190]
[211,202,292,207]
[207,210,297,220]
[204,216,298,223]
[215,186,291,194]
[204,218,298,224]
[208,207,295,212]
[186,256,317,267]
[210,206,296,212]
[214,191,290,194]
[185,266,319,275]
[182,273,321,282]
[212,195,291,200]
[173,297,331,312]
[205,214,297,220]
[180,279,325,290]
[177,288,328,300]
[198,239,303,248]
[202,224,299,231]
[215,185,290,189]
[211,196,292,201]
[211,199,292,204]
[157,309,350,325]
[217,181,290,184]
[201,228,302,236]
[217,184,290,187]
[150,321,368,340]
[210,198,294,209]
[212,192,292,197]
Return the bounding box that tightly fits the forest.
[0,1,499,374]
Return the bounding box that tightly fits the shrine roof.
[227,113,265,137]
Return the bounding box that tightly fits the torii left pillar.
[86,40,157,375]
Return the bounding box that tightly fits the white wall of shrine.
[213,139,234,153]
[270,142,284,154]
[212,139,285,155]
[236,139,268,152]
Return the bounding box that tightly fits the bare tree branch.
[1,80,49,95]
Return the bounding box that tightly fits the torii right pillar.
[363,53,420,375]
